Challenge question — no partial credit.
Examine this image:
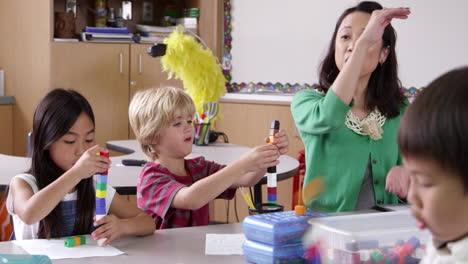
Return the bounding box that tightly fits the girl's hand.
[91,215,126,246]
[70,145,111,179]
[240,144,280,172]
[385,165,410,198]
[359,7,410,47]
[265,130,289,155]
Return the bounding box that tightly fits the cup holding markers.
[193,122,211,146]
[95,151,109,246]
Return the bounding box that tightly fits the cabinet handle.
[119,53,123,74]
[139,54,143,74]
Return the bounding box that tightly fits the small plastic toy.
[64,235,86,247]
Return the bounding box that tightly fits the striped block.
[96,182,107,191]
[96,190,106,198]
[64,235,86,247]
[97,174,108,183]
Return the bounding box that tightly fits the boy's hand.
[240,144,280,172]
[265,130,289,155]
[91,215,127,246]
[70,145,111,179]
[385,165,410,199]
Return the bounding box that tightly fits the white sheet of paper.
[13,235,124,259]
[205,233,245,255]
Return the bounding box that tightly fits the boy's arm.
[172,159,250,210]
[228,130,289,188]
[173,144,279,210]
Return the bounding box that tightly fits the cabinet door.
[129,44,182,138]
[51,43,130,146]
[130,44,183,96]
[0,105,13,155]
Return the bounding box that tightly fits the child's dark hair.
[398,67,468,191]
[318,1,405,118]
[29,88,96,238]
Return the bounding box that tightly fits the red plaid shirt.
[137,156,236,229]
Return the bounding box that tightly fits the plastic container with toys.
[303,210,430,264]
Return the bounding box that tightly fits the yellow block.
[96,190,107,198]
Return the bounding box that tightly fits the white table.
[0,210,381,263]
[0,223,246,264]
[0,141,299,199]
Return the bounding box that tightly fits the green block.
[64,237,75,247]
[96,182,107,191]
[78,235,86,245]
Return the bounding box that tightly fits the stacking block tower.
[95,151,109,246]
[267,120,280,204]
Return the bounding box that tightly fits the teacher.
[291,1,410,212]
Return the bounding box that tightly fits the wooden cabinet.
[210,101,304,223]
[129,44,183,138]
[52,42,186,143]
[51,43,131,146]
[0,105,13,155]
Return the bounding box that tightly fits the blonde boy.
[129,87,289,229]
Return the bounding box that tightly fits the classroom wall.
[230,0,468,88]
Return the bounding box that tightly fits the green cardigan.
[291,89,406,213]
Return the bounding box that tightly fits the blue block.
[96,197,106,207]
[267,193,277,201]
[96,174,108,183]
[95,206,106,215]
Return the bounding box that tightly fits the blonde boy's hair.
[128,87,196,160]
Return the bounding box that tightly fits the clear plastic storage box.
[304,210,430,264]
[243,210,328,246]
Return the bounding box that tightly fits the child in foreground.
[128,87,289,229]
[398,67,468,262]
[7,89,155,244]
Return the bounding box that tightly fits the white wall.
[230,0,468,88]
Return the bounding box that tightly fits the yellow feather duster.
[161,26,226,116]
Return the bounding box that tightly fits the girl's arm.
[91,193,155,246]
[171,144,280,210]
[10,171,82,225]
[10,145,109,225]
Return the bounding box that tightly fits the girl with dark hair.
[291,2,410,212]
[6,89,155,244]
